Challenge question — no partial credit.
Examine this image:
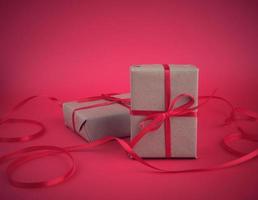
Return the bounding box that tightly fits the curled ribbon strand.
[0,95,62,143]
[2,145,76,188]
[0,94,258,188]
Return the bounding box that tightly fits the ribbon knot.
[162,111,170,120]
[140,94,197,131]
[131,93,197,149]
[100,94,130,108]
[101,94,122,104]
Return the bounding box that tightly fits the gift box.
[63,93,131,141]
[130,64,199,158]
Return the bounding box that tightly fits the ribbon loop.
[168,93,195,111]
[0,95,61,143]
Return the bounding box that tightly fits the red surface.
[1,0,258,199]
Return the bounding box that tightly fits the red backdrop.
[1,0,258,200]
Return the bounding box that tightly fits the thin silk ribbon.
[163,64,171,157]
[0,96,61,142]
[0,94,258,188]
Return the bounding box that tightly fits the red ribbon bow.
[141,94,196,129]
[131,64,199,157]
[131,94,197,149]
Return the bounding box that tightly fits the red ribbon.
[131,64,197,157]
[71,93,130,132]
[0,95,61,142]
[0,93,258,188]
[2,145,76,188]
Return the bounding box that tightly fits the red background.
[1,0,258,200]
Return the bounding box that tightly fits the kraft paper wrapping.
[63,93,130,141]
[130,64,199,158]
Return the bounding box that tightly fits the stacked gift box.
[63,64,198,158]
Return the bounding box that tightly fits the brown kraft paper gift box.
[63,93,131,142]
[130,64,199,158]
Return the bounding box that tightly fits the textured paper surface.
[63,93,130,141]
[130,64,198,158]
